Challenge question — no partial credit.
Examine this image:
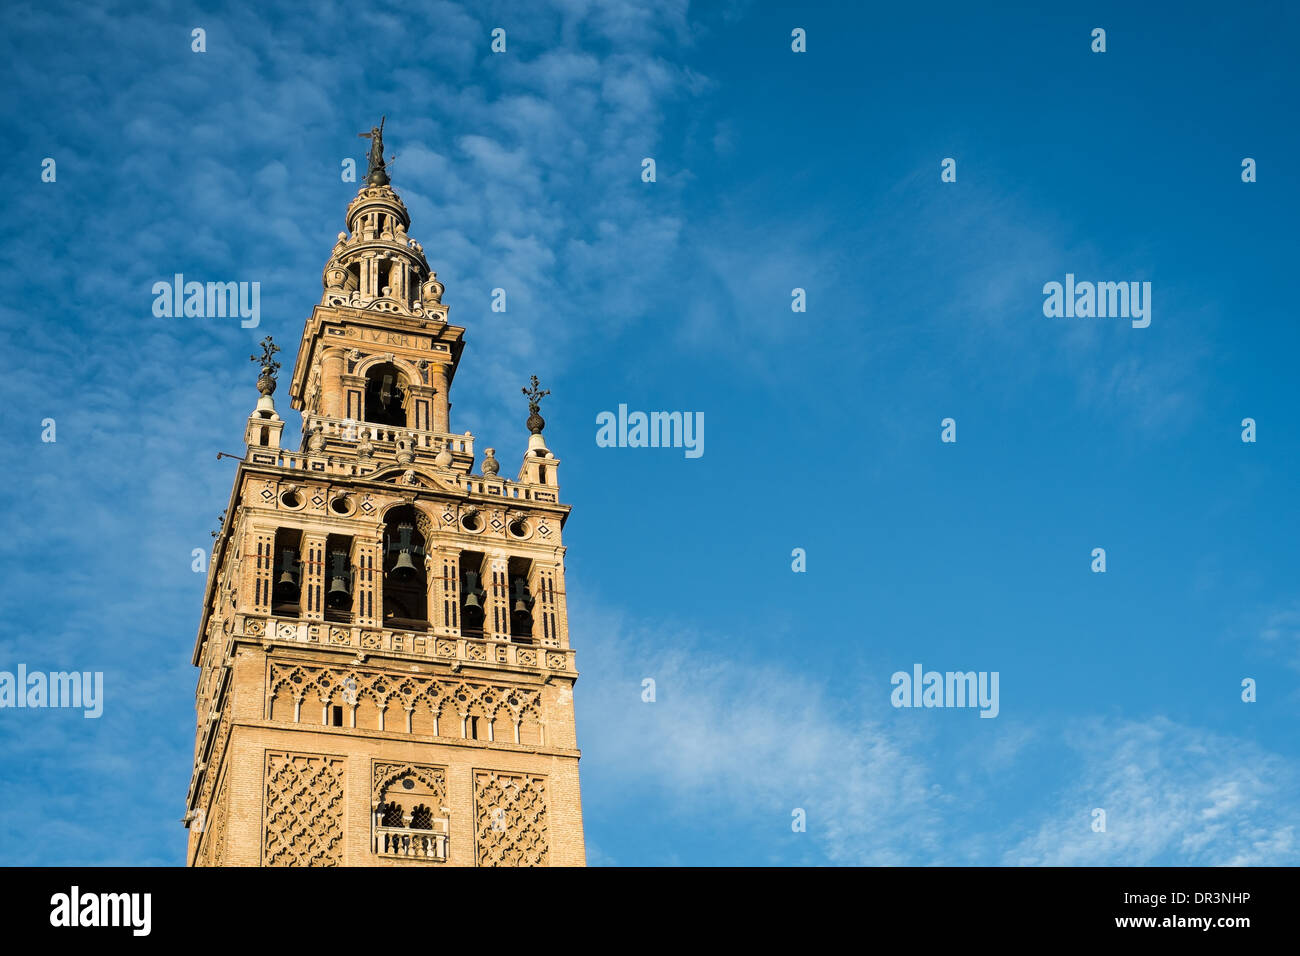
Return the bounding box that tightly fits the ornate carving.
[474,771,549,867]
[421,273,445,308]
[267,661,543,737]
[413,509,436,545]
[395,432,416,465]
[263,752,346,866]
[306,420,325,453]
[371,761,447,807]
[197,770,230,867]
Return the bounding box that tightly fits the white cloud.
[575,606,1300,865]
[1004,717,1298,866]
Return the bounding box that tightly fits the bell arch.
[381,503,428,628]
[362,361,411,428]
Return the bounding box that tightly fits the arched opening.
[324,533,353,623]
[383,505,427,629]
[458,551,487,638]
[271,528,302,616]
[508,556,534,643]
[364,363,408,428]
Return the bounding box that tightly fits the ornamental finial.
[522,375,550,435]
[250,335,280,396]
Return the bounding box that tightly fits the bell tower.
[184,124,584,867]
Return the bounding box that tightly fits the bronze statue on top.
[358,116,390,186]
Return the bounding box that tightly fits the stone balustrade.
[374,822,448,861]
[240,616,572,672]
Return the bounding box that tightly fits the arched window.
[364,363,408,427]
[383,505,427,628]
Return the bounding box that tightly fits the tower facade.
[184,136,584,867]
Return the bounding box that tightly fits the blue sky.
[0,0,1297,865]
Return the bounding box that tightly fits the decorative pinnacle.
[522,375,550,434]
[251,336,280,396]
[358,115,390,186]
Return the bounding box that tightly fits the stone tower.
[184,133,584,867]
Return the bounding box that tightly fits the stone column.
[321,348,346,419]
[486,554,510,641]
[248,527,276,616]
[430,363,450,434]
[353,536,382,627]
[433,549,462,637]
[299,532,327,621]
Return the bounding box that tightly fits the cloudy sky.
[0,0,1297,865]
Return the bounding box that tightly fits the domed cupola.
[320,120,447,322]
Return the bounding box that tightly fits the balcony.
[312,415,474,459]
[374,821,448,861]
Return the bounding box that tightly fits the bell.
[273,549,299,602]
[511,578,533,615]
[461,571,485,627]
[391,550,418,581]
[389,523,420,582]
[326,551,351,610]
[510,578,534,634]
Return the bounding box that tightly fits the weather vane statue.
[358,115,390,186]
[251,335,280,396]
[522,375,550,435]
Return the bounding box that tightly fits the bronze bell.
[461,571,486,626]
[389,523,420,582]
[511,578,533,615]
[391,550,418,580]
[273,549,299,602]
[326,550,351,609]
[510,578,533,633]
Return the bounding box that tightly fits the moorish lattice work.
[263,752,347,866]
[197,771,229,867]
[474,771,549,867]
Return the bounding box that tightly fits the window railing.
[373,820,448,861]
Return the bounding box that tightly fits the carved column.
[529,560,560,647]
[248,527,275,616]
[353,536,381,627]
[486,553,510,641]
[300,533,327,621]
[434,548,462,637]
